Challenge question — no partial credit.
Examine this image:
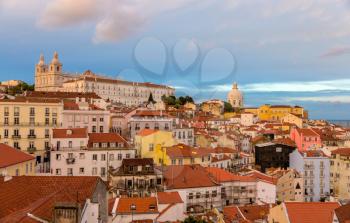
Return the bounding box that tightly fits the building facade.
[35,53,174,105]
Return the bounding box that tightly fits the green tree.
[224,101,234,112]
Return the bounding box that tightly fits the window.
[30,107,35,116]
[178,159,183,165]
[92,126,96,133]
[56,154,61,160]
[45,108,50,116]
[196,192,201,199]
[101,167,106,177]
[100,126,104,133]
[79,168,85,174]
[92,154,98,161]
[67,168,73,176]
[68,141,72,148]
[79,153,85,159]
[101,154,106,161]
[14,117,19,125]
[205,191,210,198]
[212,190,217,197]
[118,154,122,160]
[56,168,61,175]
[92,167,97,175]
[4,129,8,138]
[149,144,154,151]
[171,159,176,165]
[15,169,19,176]
[100,118,104,122]
[109,154,114,161]
[4,117,8,125]
[189,193,193,199]
[126,153,130,158]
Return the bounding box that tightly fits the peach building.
[290,128,321,151]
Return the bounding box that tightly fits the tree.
[148,93,156,104]
[224,101,234,112]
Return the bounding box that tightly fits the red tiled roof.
[88,133,128,145]
[245,171,277,185]
[0,144,35,168]
[284,202,340,223]
[163,165,219,189]
[296,128,319,137]
[116,197,158,214]
[132,110,171,117]
[157,192,183,204]
[24,91,101,99]
[137,129,159,137]
[224,205,271,223]
[206,167,256,183]
[52,128,88,139]
[0,176,102,222]
[332,148,350,156]
[273,137,296,147]
[334,203,350,223]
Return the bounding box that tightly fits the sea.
[328,120,350,128]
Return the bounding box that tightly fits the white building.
[227,82,243,109]
[289,149,330,202]
[50,131,135,181]
[62,99,110,133]
[35,52,175,106]
[240,112,257,126]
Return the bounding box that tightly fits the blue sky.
[1,0,350,119]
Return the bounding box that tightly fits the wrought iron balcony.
[27,147,36,153]
[12,135,21,139]
[27,135,36,139]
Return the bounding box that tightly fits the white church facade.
[35,52,175,106]
[227,82,243,109]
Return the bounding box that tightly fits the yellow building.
[0,143,36,176]
[244,105,305,121]
[281,113,303,128]
[183,102,196,110]
[330,148,350,200]
[162,144,212,166]
[200,100,224,116]
[0,97,63,163]
[273,169,304,202]
[134,129,177,161]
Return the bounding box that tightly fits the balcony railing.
[4,112,9,116]
[12,135,21,139]
[27,147,36,153]
[66,158,75,164]
[0,122,59,127]
[27,135,36,139]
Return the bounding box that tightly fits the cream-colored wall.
[282,113,303,128]
[277,171,304,202]
[268,203,289,223]
[0,159,36,176]
[330,153,350,200]
[0,101,63,159]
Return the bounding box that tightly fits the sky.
[1,0,350,120]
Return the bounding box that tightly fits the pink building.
[290,128,321,151]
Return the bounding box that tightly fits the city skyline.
[1,0,350,119]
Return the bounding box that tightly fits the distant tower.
[35,52,63,91]
[35,53,48,91]
[227,82,243,109]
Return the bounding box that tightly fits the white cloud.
[211,79,350,92]
[37,0,101,28]
[287,96,350,103]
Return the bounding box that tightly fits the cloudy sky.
[1,0,350,119]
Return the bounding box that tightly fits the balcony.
[14,112,19,116]
[4,112,9,116]
[66,158,75,164]
[12,135,21,139]
[27,147,36,153]
[30,113,35,116]
[45,134,50,138]
[45,113,50,116]
[27,135,36,139]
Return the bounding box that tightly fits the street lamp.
[130,203,136,222]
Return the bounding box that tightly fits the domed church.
[227,82,243,109]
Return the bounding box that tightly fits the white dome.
[227,82,243,108]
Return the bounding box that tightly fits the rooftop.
[0,144,35,168]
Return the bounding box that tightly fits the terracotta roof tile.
[334,203,350,223]
[284,202,340,223]
[0,176,102,222]
[52,128,88,139]
[88,133,128,146]
[137,129,159,137]
[116,197,158,214]
[157,192,183,204]
[332,148,350,156]
[0,144,35,168]
[206,167,256,183]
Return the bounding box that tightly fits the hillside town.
[1,53,350,223]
